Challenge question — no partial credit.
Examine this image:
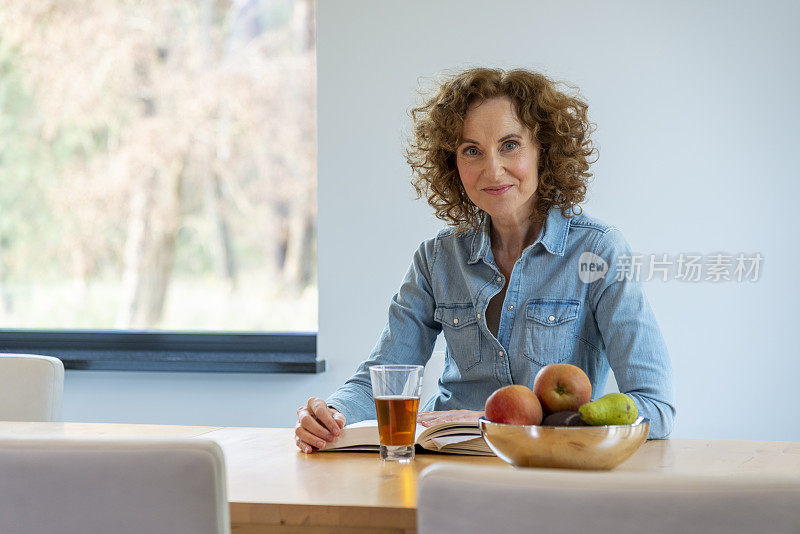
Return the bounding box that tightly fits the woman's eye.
[463,147,479,156]
[503,141,518,151]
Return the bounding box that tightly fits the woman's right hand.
[295,397,346,453]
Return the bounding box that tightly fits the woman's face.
[456,96,539,224]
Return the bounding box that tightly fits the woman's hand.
[295,397,346,453]
[417,410,485,427]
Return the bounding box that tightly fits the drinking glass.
[369,364,424,462]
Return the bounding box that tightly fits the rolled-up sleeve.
[590,228,676,439]
[326,238,443,424]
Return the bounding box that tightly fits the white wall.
[63,0,800,441]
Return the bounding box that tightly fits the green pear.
[578,393,638,426]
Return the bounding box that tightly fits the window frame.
[0,330,323,373]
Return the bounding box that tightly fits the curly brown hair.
[406,67,597,232]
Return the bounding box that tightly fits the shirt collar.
[468,205,572,264]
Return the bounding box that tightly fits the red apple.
[532,363,592,414]
[484,385,543,425]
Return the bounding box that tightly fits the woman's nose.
[483,152,503,178]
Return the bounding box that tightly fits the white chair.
[0,353,64,421]
[418,464,800,534]
[0,438,229,534]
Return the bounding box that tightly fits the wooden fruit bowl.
[479,416,649,470]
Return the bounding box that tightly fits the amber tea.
[374,395,420,446]
[369,365,424,461]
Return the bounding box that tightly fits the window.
[0,0,319,371]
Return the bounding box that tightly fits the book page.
[416,420,481,442]
[323,419,379,450]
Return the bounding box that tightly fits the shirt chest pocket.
[434,303,482,371]
[523,299,580,366]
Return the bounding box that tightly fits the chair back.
[418,463,800,534]
[0,437,229,534]
[0,353,64,421]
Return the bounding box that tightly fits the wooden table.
[1,422,799,534]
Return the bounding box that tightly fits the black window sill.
[0,330,323,373]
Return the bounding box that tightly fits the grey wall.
[63,0,800,441]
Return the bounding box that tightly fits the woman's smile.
[482,185,513,196]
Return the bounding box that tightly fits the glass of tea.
[369,364,424,462]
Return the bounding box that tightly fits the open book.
[320,419,494,456]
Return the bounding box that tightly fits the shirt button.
[453,318,459,325]
[476,313,481,319]
[496,276,502,282]
[498,350,504,357]
[507,305,514,311]
[548,315,556,322]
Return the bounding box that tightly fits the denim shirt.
[327,206,676,439]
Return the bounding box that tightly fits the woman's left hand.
[417,410,485,427]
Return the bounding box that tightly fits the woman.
[294,67,676,453]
